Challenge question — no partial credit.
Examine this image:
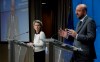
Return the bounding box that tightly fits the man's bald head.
[76,4,87,12]
[75,4,87,19]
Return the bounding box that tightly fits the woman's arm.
[34,32,46,47]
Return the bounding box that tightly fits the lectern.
[8,40,34,62]
[44,38,82,62]
[8,39,82,62]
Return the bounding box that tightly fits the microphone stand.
[51,34,58,39]
[13,31,29,41]
[8,31,29,53]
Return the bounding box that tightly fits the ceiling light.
[42,3,46,4]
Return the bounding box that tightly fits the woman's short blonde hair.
[33,20,43,27]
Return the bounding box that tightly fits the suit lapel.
[76,16,88,33]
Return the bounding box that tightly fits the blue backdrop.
[72,0,100,62]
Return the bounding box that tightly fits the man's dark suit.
[72,16,96,62]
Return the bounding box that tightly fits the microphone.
[13,31,29,40]
[61,43,83,51]
[51,34,58,39]
[41,33,58,42]
[72,46,83,51]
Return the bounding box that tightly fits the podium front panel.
[45,41,73,62]
[53,45,73,62]
[8,41,34,62]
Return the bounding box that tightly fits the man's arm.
[77,20,96,43]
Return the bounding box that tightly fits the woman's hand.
[27,42,34,47]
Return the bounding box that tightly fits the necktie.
[78,21,82,27]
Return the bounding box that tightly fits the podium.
[8,39,82,62]
[8,40,34,62]
[44,38,82,62]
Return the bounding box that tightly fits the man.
[58,4,96,62]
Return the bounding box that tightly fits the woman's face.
[33,22,41,32]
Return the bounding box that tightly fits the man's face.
[75,6,85,19]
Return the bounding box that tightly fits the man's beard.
[78,15,84,20]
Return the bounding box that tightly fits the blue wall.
[72,0,100,62]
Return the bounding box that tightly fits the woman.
[27,20,46,62]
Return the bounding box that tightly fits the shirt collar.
[80,15,87,22]
[35,31,41,34]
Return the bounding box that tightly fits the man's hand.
[67,29,77,38]
[58,28,68,38]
